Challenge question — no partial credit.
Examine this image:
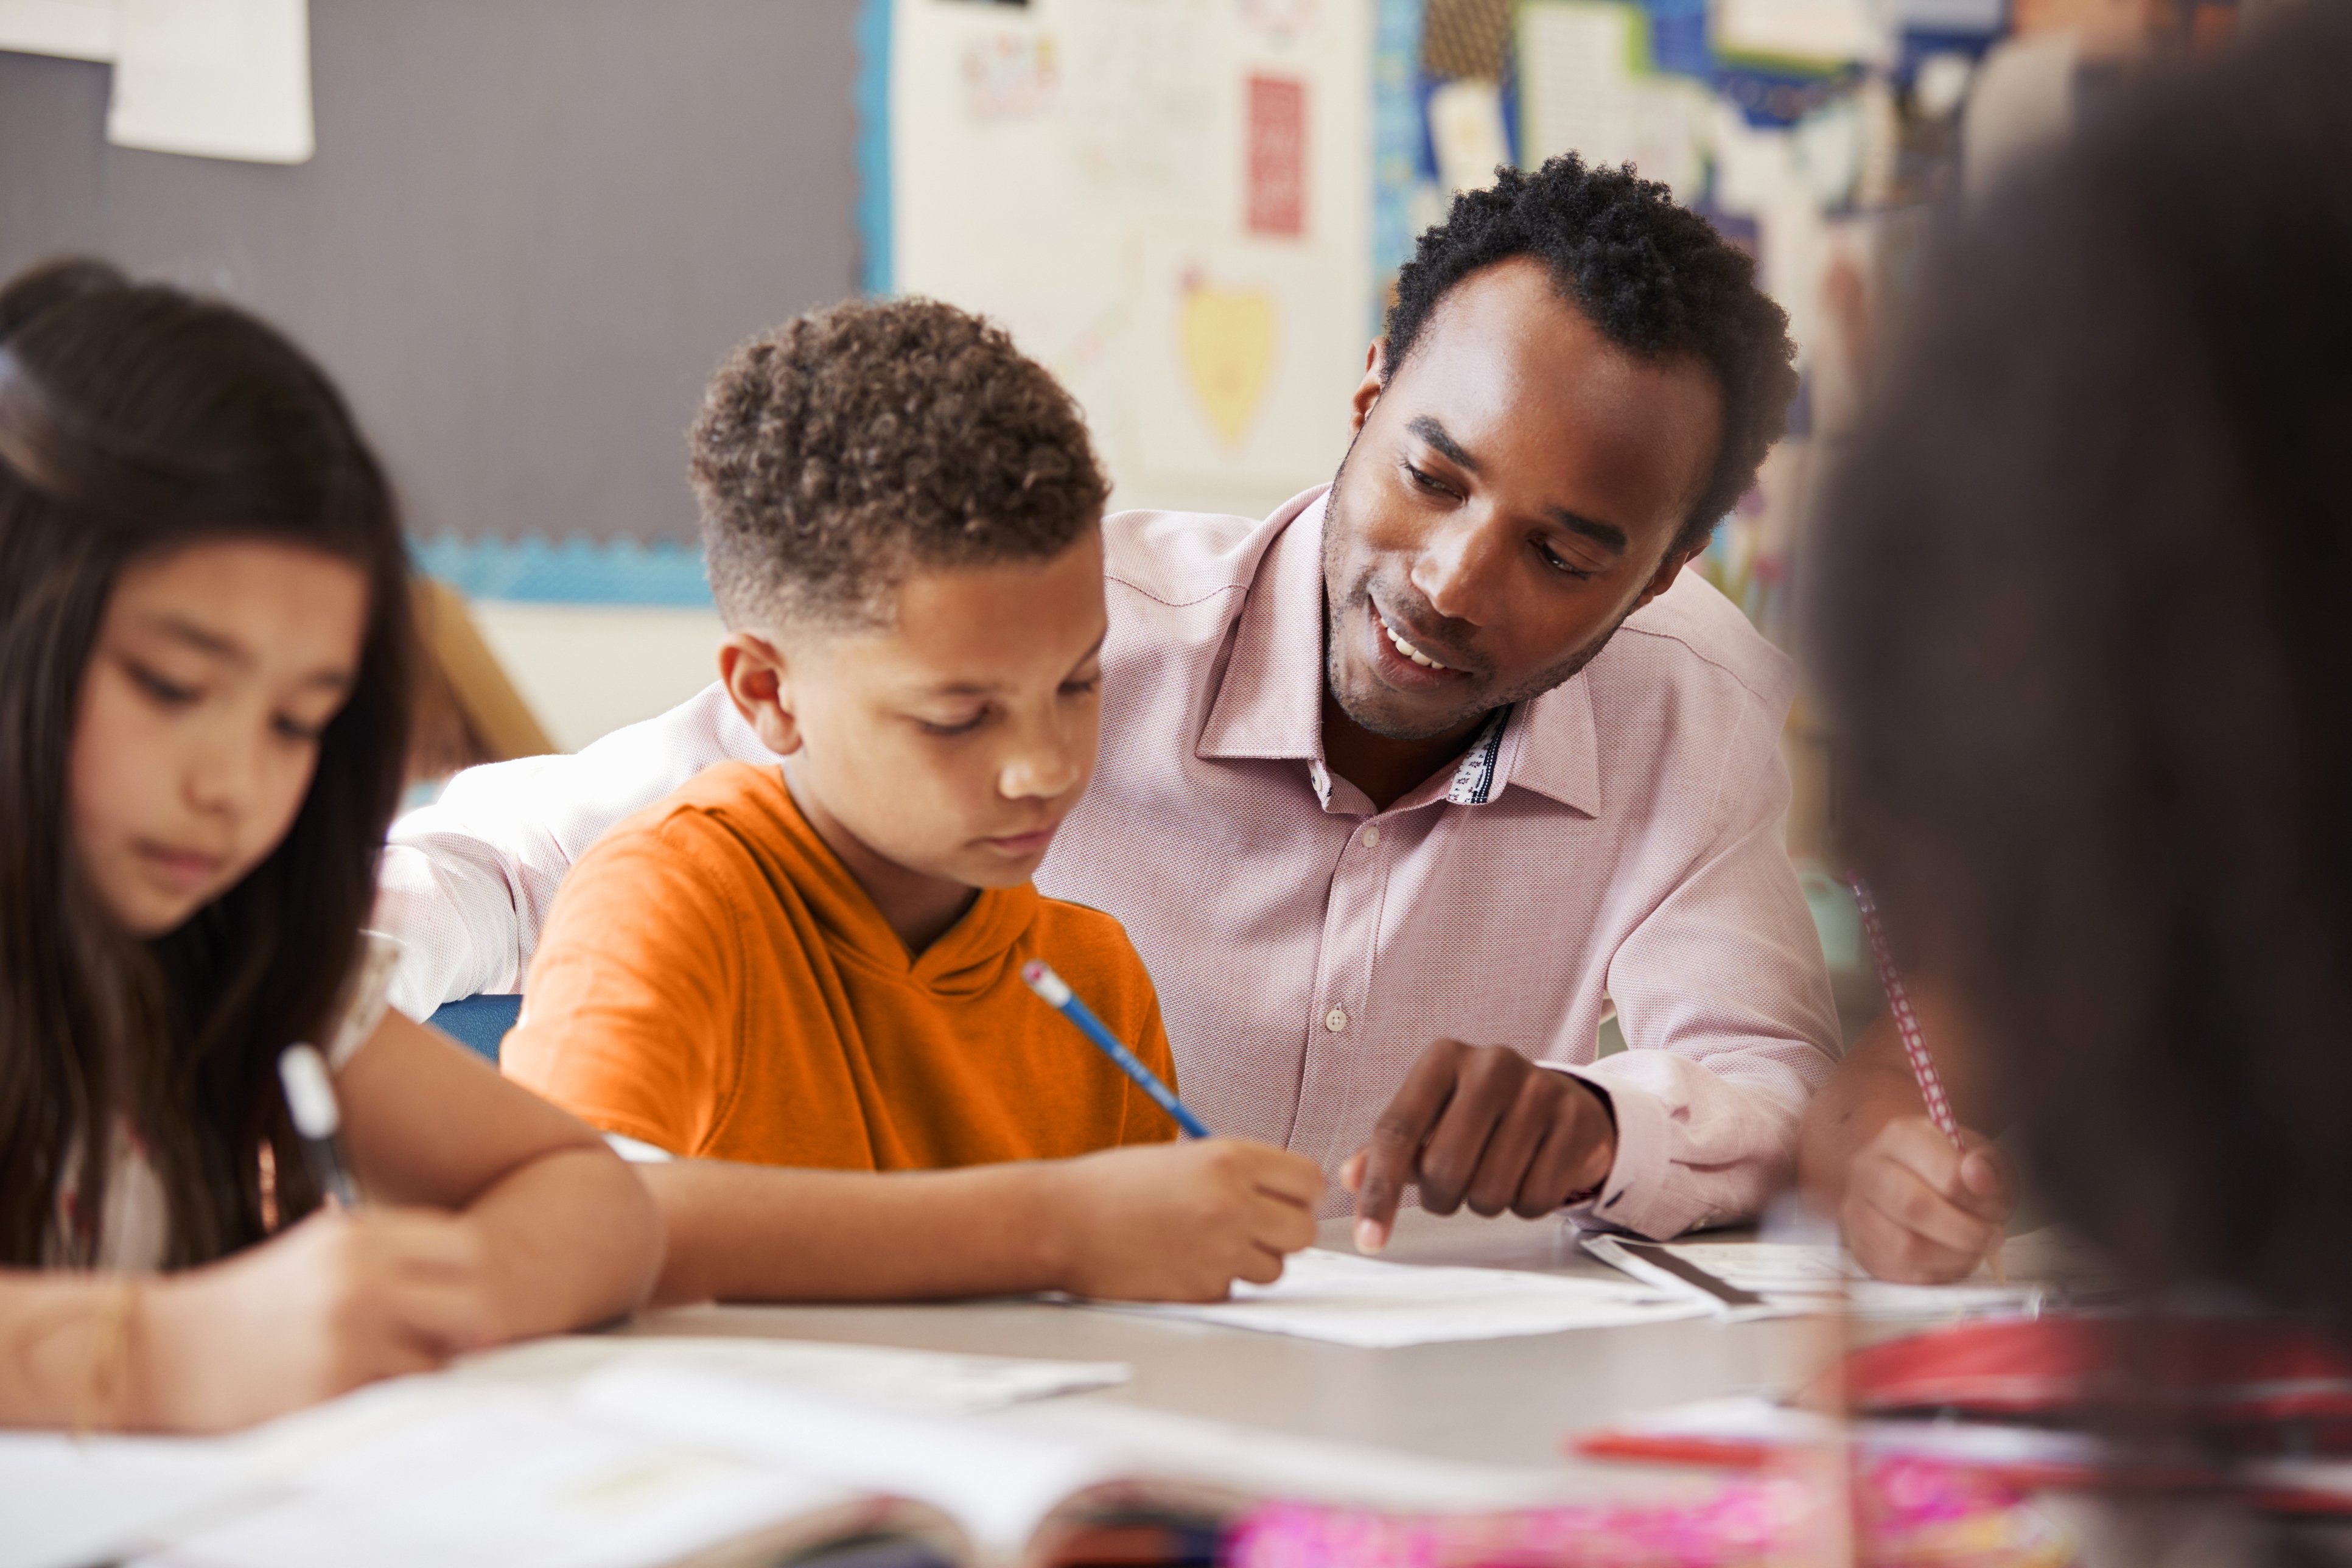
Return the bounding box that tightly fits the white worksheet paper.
[1592,1237,2066,1319]
[1078,1248,1709,1347]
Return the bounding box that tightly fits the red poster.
[1247,74,1306,237]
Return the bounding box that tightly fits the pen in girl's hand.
[278,1043,360,1207]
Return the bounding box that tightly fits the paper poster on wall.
[107,0,313,164]
[1130,240,1360,488]
[1517,0,1708,201]
[891,0,1370,517]
[0,0,117,60]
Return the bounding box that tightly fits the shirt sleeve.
[324,932,405,1071]
[1552,696,1842,1241]
[373,682,774,1020]
[497,819,744,1158]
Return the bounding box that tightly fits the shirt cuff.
[603,1132,675,1163]
[1540,1061,1681,1239]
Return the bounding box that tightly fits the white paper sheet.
[0,1429,268,1568]
[1076,1247,1707,1347]
[1587,1236,2070,1320]
[459,1333,1130,1416]
[0,0,116,60]
[142,1387,855,1568]
[107,0,312,164]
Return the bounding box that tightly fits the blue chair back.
[427,993,523,1063]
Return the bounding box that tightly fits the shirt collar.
[1194,486,1603,818]
[1196,487,1330,765]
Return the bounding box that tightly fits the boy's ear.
[717,631,804,757]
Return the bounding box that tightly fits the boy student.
[498,300,1323,1304]
[387,156,1839,1246]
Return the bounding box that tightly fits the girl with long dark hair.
[0,259,660,1431]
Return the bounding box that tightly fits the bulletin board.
[0,0,867,604]
[873,0,1377,520]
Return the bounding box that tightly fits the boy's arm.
[1798,1009,2015,1283]
[375,683,774,1018]
[640,1140,1323,1307]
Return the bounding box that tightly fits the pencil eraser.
[1022,960,1073,1007]
[277,1043,341,1139]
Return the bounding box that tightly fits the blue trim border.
[1371,0,1424,337]
[855,0,894,296]
[410,535,714,607]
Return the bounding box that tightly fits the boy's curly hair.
[689,297,1109,630]
[1385,155,1797,553]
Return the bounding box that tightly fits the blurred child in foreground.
[1811,0,2352,1551]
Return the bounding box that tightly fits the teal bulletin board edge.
[855,0,894,296]
[410,535,715,608]
[1371,0,1425,338]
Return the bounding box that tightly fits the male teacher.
[379,156,1839,1246]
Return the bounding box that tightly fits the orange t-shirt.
[500,761,1180,1168]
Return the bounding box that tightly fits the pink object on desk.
[1225,1455,2077,1567]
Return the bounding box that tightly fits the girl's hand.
[1840,1116,2015,1284]
[141,1205,496,1432]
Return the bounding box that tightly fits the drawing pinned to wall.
[1245,74,1307,235]
[1426,77,1510,192]
[1239,0,1320,43]
[888,0,1370,517]
[1179,271,1278,446]
[1062,0,1216,195]
[962,31,1058,120]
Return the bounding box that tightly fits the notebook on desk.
[18,1336,1572,1568]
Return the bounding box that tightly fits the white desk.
[610,1210,1840,1472]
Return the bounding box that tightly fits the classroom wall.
[0,0,864,553]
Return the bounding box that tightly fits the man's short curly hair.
[689,297,1109,631]
[1385,155,1797,553]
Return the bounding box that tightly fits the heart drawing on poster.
[1180,279,1276,449]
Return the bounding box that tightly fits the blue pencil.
[1021,959,1211,1138]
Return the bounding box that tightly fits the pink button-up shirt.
[378,488,1838,1236]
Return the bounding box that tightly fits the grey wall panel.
[0,0,863,545]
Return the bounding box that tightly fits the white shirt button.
[1361,825,1381,848]
[1325,1006,1348,1032]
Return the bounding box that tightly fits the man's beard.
[1318,460,1641,743]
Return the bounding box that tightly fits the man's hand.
[1341,1040,1615,1254]
[1042,1138,1324,1303]
[1841,1115,2015,1284]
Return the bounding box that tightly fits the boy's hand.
[1045,1139,1323,1303]
[1343,1041,1616,1254]
[1841,1116,2015,1284]
[142,1206,497,1432]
